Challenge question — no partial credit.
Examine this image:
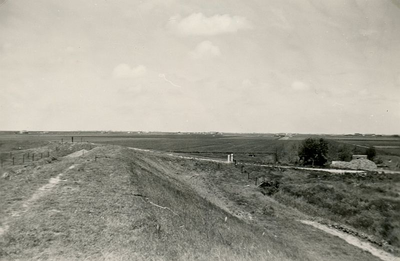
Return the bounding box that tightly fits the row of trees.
[298,138,376,167]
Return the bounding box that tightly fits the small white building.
[352,155,368,160]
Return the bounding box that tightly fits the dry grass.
[0,145,290,261]
[0,142,395,260]
[265,170,400,251]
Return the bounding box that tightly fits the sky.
[0,0,400,134]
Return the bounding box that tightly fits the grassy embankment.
[191,160,400,253]
[0,144,292,261]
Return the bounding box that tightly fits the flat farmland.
[85,134,281,153]
[0,133,290,164]
[327,136,400,157]
[2,132,400,165]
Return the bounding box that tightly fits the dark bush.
[338,146,352,161]
[366,146,377,161]
[351,212,375,229]
[298,138,329,166]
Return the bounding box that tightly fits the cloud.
[112,64,147,79]
[158,73,181,87]
[168,13,252,36]
[291,81,310,91]
[190,41,221,60]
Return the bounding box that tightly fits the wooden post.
[32,154,35,161]
[71,136,74,142]
[241,165,244,173]
[12,157,15,165]
[255,177,258,186]
[47,151,50,157]
[61,138,63,143]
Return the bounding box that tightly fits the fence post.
[12,157,15,165]
[32,154,35,161]
[61,138,63,143]
[71,136,74,142]
[255,177,258,186]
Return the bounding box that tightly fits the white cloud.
[159,73,181,88]
[112,64,147,79]
[291,81,310,91]
[168,13,252,36]
[190,41,221,60]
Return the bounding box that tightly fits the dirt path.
[0,165,73,237]
[300,220,399,261]
[128,146,367,174]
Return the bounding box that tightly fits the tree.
[366,146,376,161]
[273,143,285,164]
[338,145,352,161]
[298,138,329,167]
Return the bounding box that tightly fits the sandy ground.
[300,220,399,261]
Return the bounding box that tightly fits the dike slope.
[0,145,386,261]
